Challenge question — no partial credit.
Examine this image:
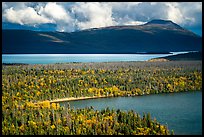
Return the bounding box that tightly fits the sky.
[2,2,202,36]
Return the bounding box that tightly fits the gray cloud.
[2,2,52,25]
[2,2,202,32]
[38,2,75,32]
[72,2,117,30]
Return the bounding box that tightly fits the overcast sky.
[2,2,202,36]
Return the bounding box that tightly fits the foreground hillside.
[2,19,202,54]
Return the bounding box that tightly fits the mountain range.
[2,19,202,54]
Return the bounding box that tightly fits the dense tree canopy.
[2,61,202,135]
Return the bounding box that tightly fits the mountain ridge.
[144,19,183,29]
[2,19,202,54]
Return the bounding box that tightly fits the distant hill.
[153,51,202,61]
[2,22,57,32]
[2,19,202,54]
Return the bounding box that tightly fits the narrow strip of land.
[34,95,109,104]
[50,95,109,103]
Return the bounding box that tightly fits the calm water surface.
[2,52,188,64]
[61,91,202,135]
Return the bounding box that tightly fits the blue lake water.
[2,52,188,64]
[61,91,202,135]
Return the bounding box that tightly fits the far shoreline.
[2,52,173,54]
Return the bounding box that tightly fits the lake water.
[2,52,188,64]
[61,91,202,135]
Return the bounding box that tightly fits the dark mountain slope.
[156,51,202,61]
[2,19,202,54]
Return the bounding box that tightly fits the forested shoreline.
[2,61,202,135]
